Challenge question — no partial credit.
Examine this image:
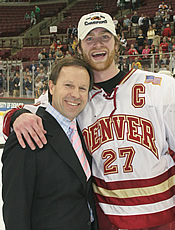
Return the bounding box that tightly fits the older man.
[2,57,98,230]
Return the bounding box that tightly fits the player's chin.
[91,63,108,71]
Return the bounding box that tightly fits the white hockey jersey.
[77,69,175,229]
[6,69,174,229]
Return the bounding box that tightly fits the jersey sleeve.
[3,107,23,140]
[2,91,49,139]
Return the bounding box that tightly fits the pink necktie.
[70,121,91,181]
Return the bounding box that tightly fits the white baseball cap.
[78,12,116,40]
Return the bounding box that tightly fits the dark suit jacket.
[2,107,98,230]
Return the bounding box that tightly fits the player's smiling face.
[80,28,117,72]
[49,66,90,121]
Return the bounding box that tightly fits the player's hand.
[13,113,47,150]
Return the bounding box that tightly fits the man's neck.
[93,62,120,83]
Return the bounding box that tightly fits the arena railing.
[0,52,175,99]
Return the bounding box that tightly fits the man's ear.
[48,80,54,95]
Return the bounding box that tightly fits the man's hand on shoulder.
[14,113,47,150]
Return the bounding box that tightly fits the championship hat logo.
[78,12,116,40]
[84,14,107,25]
[91,16,101,20]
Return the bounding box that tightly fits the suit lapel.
[37,107,87,192]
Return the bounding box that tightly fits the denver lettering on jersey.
[82,115,158,158]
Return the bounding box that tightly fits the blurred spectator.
[128,43,139,62]
[154,11,162,33]
[72,24,78,38]
[37,69,47,82]
[152,23,159,36]
[55,47,60,57]
[25,75,33,98]
[48,47,55,57]
[117,0,125,10]
[142,15,151,36]
[23,74,28,97]
[152,24,161,49]
[41,54,48,68]
[41,80,48,95]
[123,15,131,27]
[0,73,4,97]
[42,48,48,58]
[158,1,168,11]
[13,72,20,97]
[35,67,40,77]
[56,49,64,60]
[113,16,118,28]
[94,2,102,11]
[68,34,74,54]
[121,22,130,38]
[142,44,150,67]
[67,24,73,39]
[167,4,173,13]
[9,76,14,96]
[29,60,37,74]
[159,54,169,69]
[115,21,122,35]
[72,36,78,54]
[30,11,36,27]
[120,32,127,55]
[168,37,175,52]
[159,37,169,53]
[131,0,137,11]
[119,56,129,72]
[131,11,139,37]
[157,46,163,62]
[171,50,175,72]
[162,23,172,39]
[38,50,43,61]
[57,39,63,51]
[123,56,129,72]
[162,10,170,28]
[24,12,30,19]
[35,77,43,98]
[136,29,146,53]
[138,13,144,30]
[131,57,142,69]
[150,44,156,54]
[65,50,71,58]
[48,53,55,64]
[125,0,131,9]
[24,67,31,77]
[35,5,40,23]
[142,44,150,59]
[50,40,57,50]
[147,25,155,46]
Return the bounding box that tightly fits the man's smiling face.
[49,66,90,121]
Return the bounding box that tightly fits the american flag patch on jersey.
[144,75,162,85]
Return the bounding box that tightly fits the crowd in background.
[0,0,175,98]
[24,5,40,27]
[113,1,175,75]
